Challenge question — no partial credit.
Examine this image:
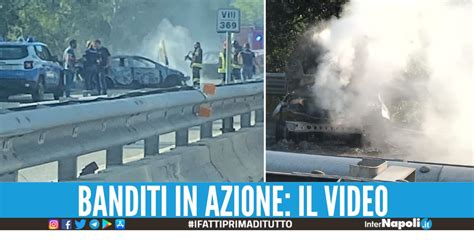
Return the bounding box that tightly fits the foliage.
[231,0,264,26]
[266,0,348,72]
[0,0,262,57]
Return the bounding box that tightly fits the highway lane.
[0,77,260,109]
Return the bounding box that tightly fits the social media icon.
[61,219,72,230]
[89,219,100,230]
[75,219,86,230]
[421,218,433,230]
[115,219,126,230]
[102,219,112,229]
[48,219,59,230]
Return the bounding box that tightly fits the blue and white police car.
[0,38,63,101]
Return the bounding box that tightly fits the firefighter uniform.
[191,43,203,87]
[232,42,242,80]
[218,48,227,83]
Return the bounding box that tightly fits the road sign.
[217,8,240,33]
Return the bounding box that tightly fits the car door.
[130,57,162,86]
[110,57,133,86]
[34,45,59,86]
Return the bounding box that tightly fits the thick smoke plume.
[140,19,194,73]
[310,0,472,164]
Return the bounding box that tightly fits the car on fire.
[103,55,189,88]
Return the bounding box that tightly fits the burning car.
[272,83,390,147]
[105,55,189,88]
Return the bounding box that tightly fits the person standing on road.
[186,42,203,88]
[94,39,111,95]
[231,40,242,81]
[239,43,258,81]
[218,41,227,84]
[190,42,203,88]
[83,40,99,94]
[63,39,77,97]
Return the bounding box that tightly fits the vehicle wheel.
[53,88,63,100]
[53,77,64,100]
[32,77,45,102]
[162,75,180,88]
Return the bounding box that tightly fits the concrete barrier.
[78,125,263,182]
[266,151,474,182]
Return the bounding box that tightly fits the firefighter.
[186,41,203,88]
[231,40,242,81]
[218,41,227,83]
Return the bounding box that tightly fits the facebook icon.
[61,219,72,230]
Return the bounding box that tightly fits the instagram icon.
[48,219,59,230]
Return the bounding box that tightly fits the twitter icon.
[75,219,86,230]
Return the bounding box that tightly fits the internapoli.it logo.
[421,218,433,230]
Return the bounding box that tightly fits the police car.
[0,38,63,101]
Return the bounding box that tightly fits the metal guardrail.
[266,73,287,96]
[0,80,264,181]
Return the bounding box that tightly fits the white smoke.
[140,19,194,75]
[311,0,472,164]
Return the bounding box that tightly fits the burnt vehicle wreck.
[270,36,392,149]
[270,66,393,148]
[85,55,189,89]
[107,55,189,88]
[273,87,365,146]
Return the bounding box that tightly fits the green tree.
[266,0,348,72]
[231,0,264,26]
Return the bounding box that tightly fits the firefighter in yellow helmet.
[231,40,242,81]
[218,41,227,83]
[185,41,203,88]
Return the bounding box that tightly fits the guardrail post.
[200,122,213,139]
[241,112,251,128]
[58,157,78,181]
[256,109,264,123]
[222,117,235,133]
[106,145,123,166]
[176,129,189,146]
[144,135,160,156]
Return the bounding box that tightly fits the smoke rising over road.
[310,0,472,164]
[140,19,194,73]
[105,1,227,80]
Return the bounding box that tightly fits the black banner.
[0,218,472,230]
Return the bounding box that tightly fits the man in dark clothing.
[83,40,99,94]
[238,43,258,80]
[94,39,111,95]
[185,42,203,88]
[231,40,242,81]
[63,39,77,97]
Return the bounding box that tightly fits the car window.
[0,45,28,60]
[111,57,121,67]
[132,58,155,68]
[34,45,52,61]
